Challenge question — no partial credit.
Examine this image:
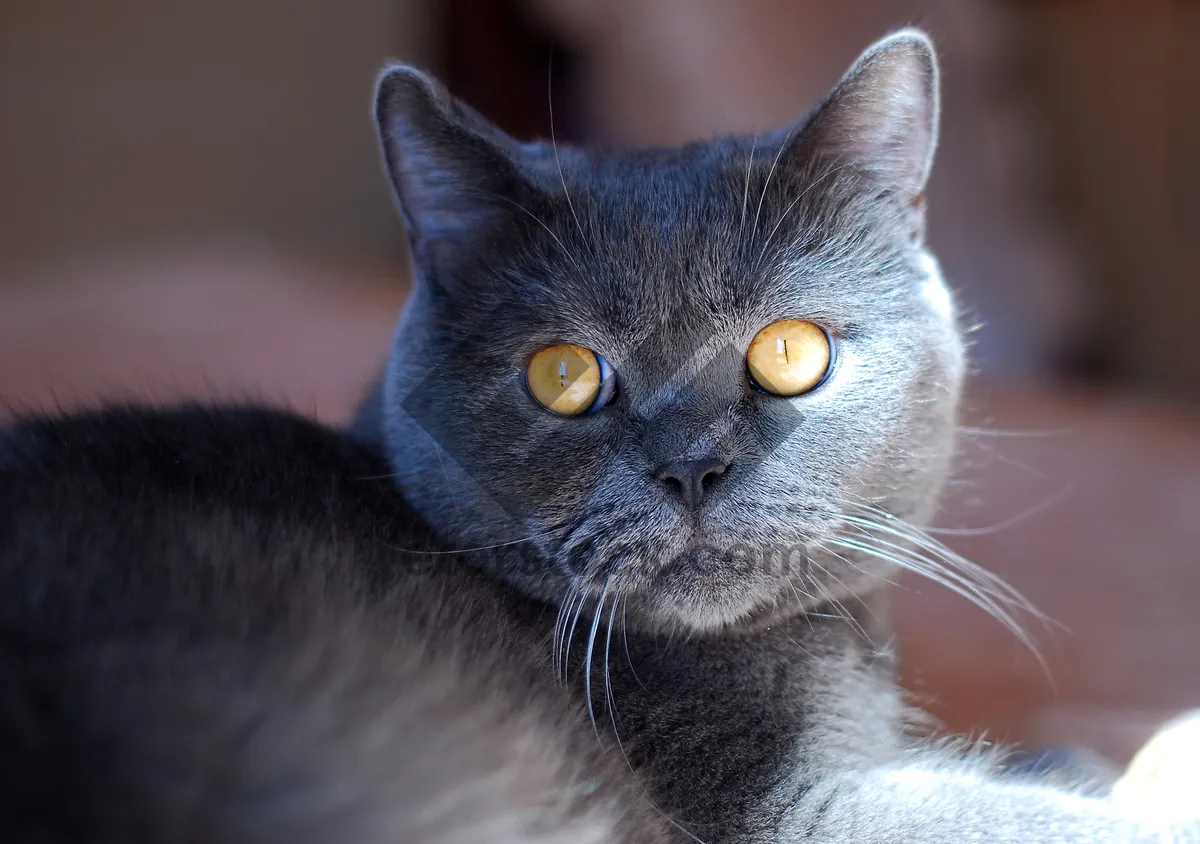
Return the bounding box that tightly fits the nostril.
[654,468,680,484]
[657,474,685,501]
[701,460,728,484]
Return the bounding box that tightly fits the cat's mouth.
[548,486,838,631]
[607,527,814,632]
[667,543,728,573]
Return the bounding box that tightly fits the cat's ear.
[374,64,533,264]
[795,29,939,236]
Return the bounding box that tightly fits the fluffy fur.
[0,408,667,843]
[1,29,1196,843]
[370,31,961,636]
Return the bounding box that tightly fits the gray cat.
[0,28,1194,843]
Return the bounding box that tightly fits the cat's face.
[376,31,965,632]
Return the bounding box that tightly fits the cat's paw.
[1112,710,1200,832]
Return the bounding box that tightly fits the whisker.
[552,581,576,683]
[828,536,1014,632]
[584,582,611,741]
[837,505,1030,603]
[829,535,1049,678]
[548,57,589,254]
[756,157,852,270]
[751,124,798,240]
[349,472,404,481]
[619,596,648,691]
[481,189,586,277]
[385,526,564,557]
[739,136,757,236]
[604,595,621,738]
[568,587,590,678]
[555,581,587,683]
[836,511,1043,619]
[918,485,1074,538]
[958,425,1071,439]
[838,502,1023,582]
[566,582,590,674]
[811,539,896,586]
[840,528,1027,624]
[805,557,875,642]
[959,435,1053,481]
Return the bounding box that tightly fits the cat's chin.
[621,544,789,634]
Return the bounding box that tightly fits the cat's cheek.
[792,346,858,407]
[916,249,956,324]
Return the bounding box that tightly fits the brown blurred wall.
[0,1,438,279]
[1017,3,1200,397]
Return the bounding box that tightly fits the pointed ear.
[374,65,533,265]
[795,29,939,235]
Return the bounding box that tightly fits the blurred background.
[1,0,1197,764]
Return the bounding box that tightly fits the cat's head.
[374,30,965,633]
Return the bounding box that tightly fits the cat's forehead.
[568,140,767,236]
[515,142,903,349]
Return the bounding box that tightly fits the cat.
[1,27,1196,843]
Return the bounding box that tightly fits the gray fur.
[374,29,961,634]
[0,407,670,843]
[369,27,1197,841]
[1,28,1196,844]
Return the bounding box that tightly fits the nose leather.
[654,457,730,509]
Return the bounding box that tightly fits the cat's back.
[0,406,667,844]
[0,404,440,635]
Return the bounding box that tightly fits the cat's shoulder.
[0,403,444,584]
[0,403,488,639]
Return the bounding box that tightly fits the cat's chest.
[552,611,904,838]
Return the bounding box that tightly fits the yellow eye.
[746,320,833,396]
[526,344,616,416]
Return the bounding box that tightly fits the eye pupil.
[527,344,616,416]
[746,320,833,396]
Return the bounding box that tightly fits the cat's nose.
[654,457,730,509]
